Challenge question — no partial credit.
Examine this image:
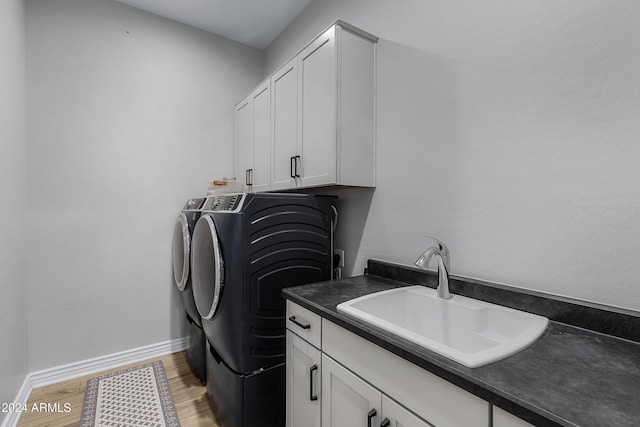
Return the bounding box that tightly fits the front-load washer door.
[172,213,190,291]
[192,215,225,320]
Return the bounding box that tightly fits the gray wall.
[0,0,28,421]
[265,0,640,311]
[25,0,263,371]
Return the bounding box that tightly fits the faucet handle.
[426,236,449,254]
[426,236,450,268]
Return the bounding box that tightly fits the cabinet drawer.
[323,320,489,427]
[286,300,322,348]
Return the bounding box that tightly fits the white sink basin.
[336,285,548,368]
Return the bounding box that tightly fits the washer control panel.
[203,194,244,212]
[183,198,206,211]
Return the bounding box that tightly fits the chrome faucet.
[414,237,451,299]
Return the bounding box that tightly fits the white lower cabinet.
[493,407,534,427]
[381,396,433,427]
[321,354,380,427]
[321,354,433,427]
[286,331,321,427]
[322,319,490,427]
[380,395,432,427]
[286,302,491,427]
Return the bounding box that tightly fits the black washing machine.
[191,193,335,427]
[171,197,207,384]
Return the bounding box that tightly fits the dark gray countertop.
[282,274,640,427]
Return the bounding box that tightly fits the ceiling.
[115,0,312,49]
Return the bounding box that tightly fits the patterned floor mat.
[80,361,180,427]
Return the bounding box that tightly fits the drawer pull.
[367,409,377,427]
[380,418,390,427]
[309,364,318,401]
[289,315,311,330]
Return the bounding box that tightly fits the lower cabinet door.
[381,395,433,427]
[493,407,535,427]
[286,331,321,427]
[322,354,381,427]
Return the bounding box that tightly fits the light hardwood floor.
[17,351,219,427]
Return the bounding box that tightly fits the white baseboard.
[29,337,188,389]
[1,338,187,427]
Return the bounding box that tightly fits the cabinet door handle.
[288,315,311,329]
[290,156,296,178]
[380,418,391,427]
[309,364,318,401]
[367,409,377,427]
[294,155,301,178]
[245,169,253,186]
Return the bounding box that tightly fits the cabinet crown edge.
[333,19,379,43]
[234,19,378,106]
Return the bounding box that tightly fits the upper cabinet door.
[271,57,299,190]
[251,81,271,193]
[235,96,252,192]
[235,82,271,193]
[335,24,377,187]
[299,26,337,188]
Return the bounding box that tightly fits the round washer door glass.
[171,214,189,291]
[191,215,224,320]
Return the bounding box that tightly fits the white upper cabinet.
[271,57,300,190]
[237,20,377,192]
[298,26,338,188]
[298,23,377,189]
[252,82,271,192]
[235,80,271,193]
[235,96,252,191]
